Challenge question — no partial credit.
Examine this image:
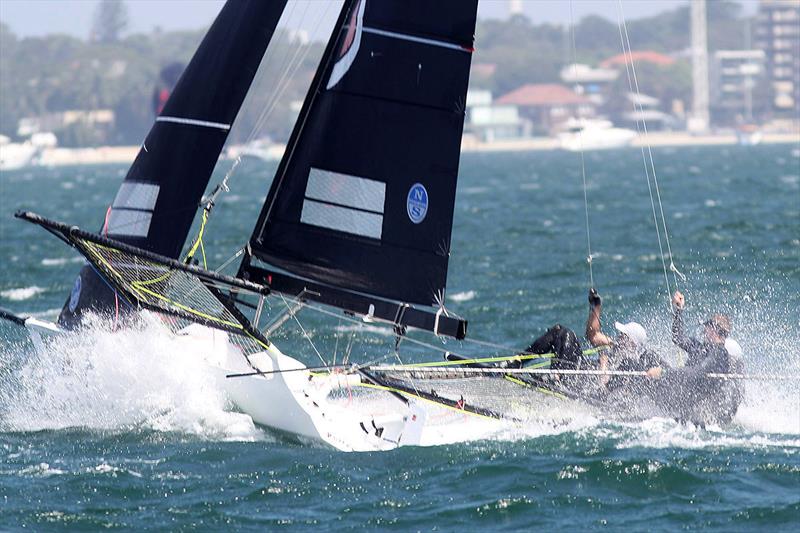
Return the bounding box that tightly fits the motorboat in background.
[0,132,57,171]
[558,118,637,151]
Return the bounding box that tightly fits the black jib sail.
[58,0,287,328]
[241,0,478,339]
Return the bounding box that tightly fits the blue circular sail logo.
[406,183,428,224]
[68,275,82,313]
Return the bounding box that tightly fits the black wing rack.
[16,211,271,354]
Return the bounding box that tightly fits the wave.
[0,314,264,442]
[448,290,476,303]
[41,257,84,266]
[1,286,45,301]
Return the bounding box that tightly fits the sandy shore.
[29,131,800,167]
[461,131,800,152]
[39,146,140,166]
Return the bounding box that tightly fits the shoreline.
[461,131,800,152]
[19,131,800,168]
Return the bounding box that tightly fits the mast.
[57,0,288,328]
[689,0,710,133]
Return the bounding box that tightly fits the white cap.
[614,321,647,346]
[725,338,743,359]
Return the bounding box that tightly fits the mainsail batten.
[242,0,478,336]
[58,0,287,328]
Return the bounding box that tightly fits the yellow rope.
[185,209,209,269]
[393,345,610,369]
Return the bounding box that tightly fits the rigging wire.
[245,0,302,141]
[207,1,337,274]
[616,0,685,304]
[278,293,329,368]
[569,0,595,289]
[246,1,336,145]
[246,1,315,144]
[275,294,547,363]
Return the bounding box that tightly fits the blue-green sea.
[1,144,799,530]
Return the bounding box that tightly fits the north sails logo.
[407,183,428,224]
[68,275,82,313]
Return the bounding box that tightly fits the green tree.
[92,0,129,43]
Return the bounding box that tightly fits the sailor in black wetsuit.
[643,290,741,424]
[520,289,663,396]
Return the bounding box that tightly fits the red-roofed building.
[495,84,595,134]
[600,51,676,69]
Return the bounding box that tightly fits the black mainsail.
[240,0,478,339]
[58,0,287,328]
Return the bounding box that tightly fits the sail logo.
[407,183,428,224]
[68,275,82,313]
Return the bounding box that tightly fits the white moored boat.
[558,118,637,151]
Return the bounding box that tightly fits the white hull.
[15,317,500,451]
[174,324,426,451]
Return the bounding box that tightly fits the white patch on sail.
[301,200,383,239]
[106,209,152,237]
[326,0,366,89]
[301,167,385,239]
[113,182,159,211]
[305,168,385,212]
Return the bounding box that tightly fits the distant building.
[755,0,800,115]
[495,84,594,135]
[620,92,677,131]
[17,110,115,137]
[470,63,497,87]
[464,89,526,141]
[710,50,767,125]
[560,63,619,107]
[600,51,676,69]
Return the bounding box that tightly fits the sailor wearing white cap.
[586,289,666,388]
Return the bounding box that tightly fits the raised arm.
[586,288,612,347]
[671,290,701,354]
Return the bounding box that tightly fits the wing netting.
[73,236,269,356]
[361,367,580,421]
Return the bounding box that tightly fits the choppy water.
[1,144,799,530]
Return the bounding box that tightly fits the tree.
[92,0,129,43]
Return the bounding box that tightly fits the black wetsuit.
[524,324,584,370]
[652,309,735,423]
[605,346,666,393]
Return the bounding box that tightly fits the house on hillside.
[560,63,619,107]
[470,63,497,87]
[600,50,676,69]
[495,84,595,135]
[464,89,527,142]
[17,110,115,146]
[619,92,678,131]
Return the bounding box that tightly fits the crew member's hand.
[672,290,685,310]
[646,367,663,379]
[589,288,602,308]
